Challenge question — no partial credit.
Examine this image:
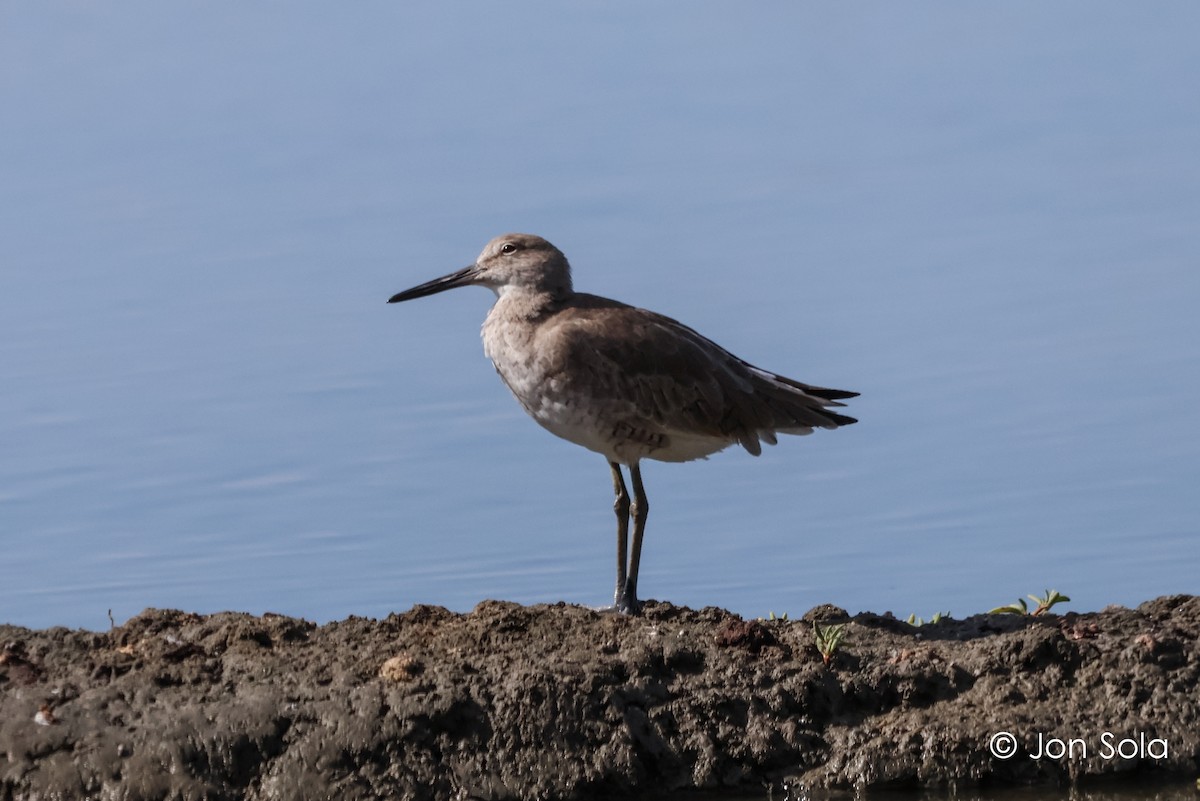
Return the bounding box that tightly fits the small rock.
[380,653,422,682]
[33,703,56,726]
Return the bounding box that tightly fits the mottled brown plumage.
[389,233,856,613]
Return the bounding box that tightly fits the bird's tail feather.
[731,372,858,457]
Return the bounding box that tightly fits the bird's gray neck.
[491,286,568,321]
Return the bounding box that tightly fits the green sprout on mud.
[989,589,1071,616]
[813,622,847,666]
[906,611,950,627]
[758,611,790,622]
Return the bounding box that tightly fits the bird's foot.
[607,590,640,616]
[595,601,641,616]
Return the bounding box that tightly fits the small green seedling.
[1029,589,1070,615]
[813,622,847,666]
[990,598,1029,615]
[989,589,1070,616]
[758,611,789,623]
[906,611,950,627]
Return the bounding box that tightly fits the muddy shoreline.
[2,595,1197,800]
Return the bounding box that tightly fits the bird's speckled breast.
[481,298,625,460]
[480,292,744,465]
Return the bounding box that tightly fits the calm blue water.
[2,4,1198,630]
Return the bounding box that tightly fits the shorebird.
[388,234,856,614]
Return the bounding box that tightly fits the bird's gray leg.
[609,461,632,610]
[623,462,649,614]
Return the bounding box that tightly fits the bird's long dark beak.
[387,264,481,304]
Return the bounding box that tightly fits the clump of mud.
[2,596,1197,800]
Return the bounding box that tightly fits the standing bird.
[388,234,856,614]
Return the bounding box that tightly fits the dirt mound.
[2,596,1197,800]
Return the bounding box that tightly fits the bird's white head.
[388,233,573,306]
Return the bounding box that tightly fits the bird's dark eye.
[500,242,519,254]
